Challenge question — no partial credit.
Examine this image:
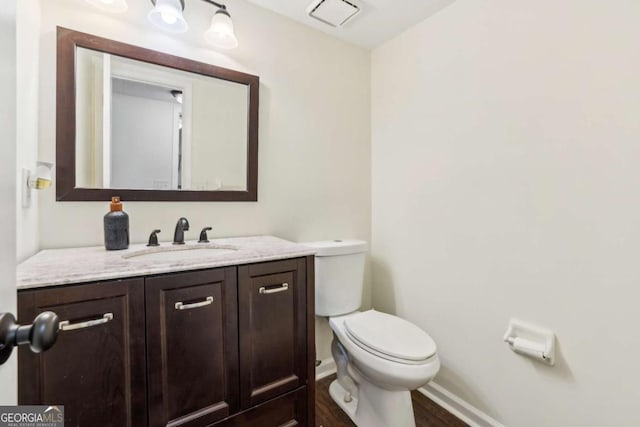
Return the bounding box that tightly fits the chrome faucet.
[173,217,190,245]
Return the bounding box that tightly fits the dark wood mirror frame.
[56,27,259,202]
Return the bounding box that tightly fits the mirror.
[57,27,259,201]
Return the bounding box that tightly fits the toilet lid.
[344,310,437,362]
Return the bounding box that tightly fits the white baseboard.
[315,358,337,381]
[418,383,504,427]
[315,360,502,427]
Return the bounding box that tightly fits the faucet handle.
[198,227,212,243]
[147,229,161,247]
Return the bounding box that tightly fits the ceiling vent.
[306,0,361,28]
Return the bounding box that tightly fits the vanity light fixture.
[85,0,128,13]
[148,0,189,33]
[203,2,238,49]
[148,0,239,49]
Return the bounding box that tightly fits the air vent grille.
[307,0,361,28]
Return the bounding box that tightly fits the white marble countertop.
[17,235,316,290]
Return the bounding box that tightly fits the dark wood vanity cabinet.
[18,278,147,427]
[217,388,307,427]
[238,259,307,408]
[146,267,239,427]
[18,257,315,427]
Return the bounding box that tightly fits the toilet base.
[328,377,417,427]
[329,380,358,424]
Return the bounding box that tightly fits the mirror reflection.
[75,47,249,192]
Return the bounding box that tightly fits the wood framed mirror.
[56,27,259,202]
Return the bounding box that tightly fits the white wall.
[0,0,17,403]
[191,78,248,190]
[36,0,371,361]
[372,0,640,425]
[111,93,177,189]
[74,46,100,188]
[16,0,40,261]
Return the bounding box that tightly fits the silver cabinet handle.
[259,283,289,294]
[59,313,113,332]
[175,296,214,310]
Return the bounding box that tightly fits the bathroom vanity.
[16,236,315,427]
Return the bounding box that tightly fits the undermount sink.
[123,244,238,262]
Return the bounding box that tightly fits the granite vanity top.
[17,235,316,290]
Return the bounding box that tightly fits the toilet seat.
[330,311,440,391]
[344,310,437,365]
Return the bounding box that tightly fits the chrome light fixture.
[85,0,128,13]
[147,0,239,49]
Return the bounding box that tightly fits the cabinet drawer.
[212,387,307,427]
[238,259,307,409]
[18,278,146,427]
[146,267,239,427]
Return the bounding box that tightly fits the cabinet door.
[238,259,307,409]
[146,267,239,427]
[18,278,146,427]
[212,387,307,427]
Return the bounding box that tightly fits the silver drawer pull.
[59,313,113,331]
[175,296,214,310]
[259,283,289,295]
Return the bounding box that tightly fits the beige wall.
[372,0,640,425]
[36,0,370,361]
[16,0,40,262]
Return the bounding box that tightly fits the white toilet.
[306,240,440,427]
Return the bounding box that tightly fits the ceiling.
[246,0,456,49]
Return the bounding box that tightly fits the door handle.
[0,311,60,365]
[59,313,113,331]
[259,283,289,294]
[175,296,214,310]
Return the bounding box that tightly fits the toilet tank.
[304,240,367,317]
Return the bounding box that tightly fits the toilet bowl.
[332,310,440,390]
[329,310,440,427]
[304,239,440,427]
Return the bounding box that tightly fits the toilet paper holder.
[503,318,556,366]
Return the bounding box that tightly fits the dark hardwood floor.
[316,375,469,427]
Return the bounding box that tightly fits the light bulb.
[161,12,177,24]
[204,9,238,49]
[147,0,188,33]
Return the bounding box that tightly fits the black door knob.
[0,311,60,365]
[27,312,60,353]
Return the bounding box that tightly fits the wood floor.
[316,375,469,427]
